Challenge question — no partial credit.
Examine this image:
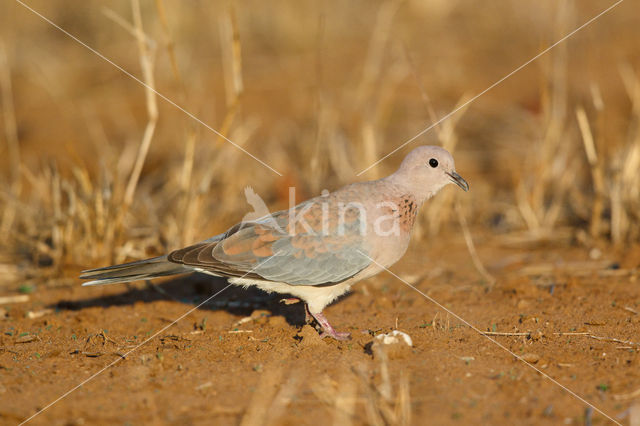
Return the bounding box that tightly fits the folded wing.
[168,201,371,286]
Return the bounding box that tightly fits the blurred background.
[1,0,639,287]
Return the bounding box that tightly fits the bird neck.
[384,170,436,206]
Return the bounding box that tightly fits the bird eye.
[428,158,438,168]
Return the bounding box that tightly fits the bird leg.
[309,310,351,341]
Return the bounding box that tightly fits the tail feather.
[80,256,189,286]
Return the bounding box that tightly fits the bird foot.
[310,310,351,341]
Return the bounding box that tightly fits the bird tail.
[80,256,189,286]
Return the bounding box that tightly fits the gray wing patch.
[171,201,372,286]
[211,204,371,285]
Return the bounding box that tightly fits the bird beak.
[447,171,469,192]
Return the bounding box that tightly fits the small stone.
[521,353,540,363]
[371,330,413,360]
[15,334,37,343]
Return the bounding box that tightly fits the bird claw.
[308,309,351,341]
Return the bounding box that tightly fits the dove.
[80,146,469,340]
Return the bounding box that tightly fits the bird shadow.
[51,273,353,328]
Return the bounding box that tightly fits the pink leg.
[310,310,351,341]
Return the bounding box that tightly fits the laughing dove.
[81,146,469,340]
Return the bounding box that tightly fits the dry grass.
[0,0,638,290]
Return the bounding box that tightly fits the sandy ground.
[2,2,640,425]
[1,232,639,425]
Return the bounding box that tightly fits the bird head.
[390,145,469,203]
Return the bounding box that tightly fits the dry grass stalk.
[376,347,392,401]
[179,131,198,246]
[360,53,408,181]
[308,13,327,193]
[356,0,403,106]
[152,0,199,247]
[332,377,357,426]
[218,5,244,143]
[101,7,156,49]
[613,387,640,402]
[153,0,185,95]
[353,365,385,426]
[352,355,413,426]
[123,0,159,208]
[0,41,19,181]
[615,64,640,243]
[513,43,639,244]
[513,12,580,238]
[0,2,188,274]
[0,294,29,305]
[456,200,496,286]
[239,365,284,426]
[0,41,21,243]
[265,374,300,426]
[394,372,411,426]
[357,0,404,179]
[576,106,605,238]
[482,331,530,337]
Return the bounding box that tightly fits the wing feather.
[168,198,371,286]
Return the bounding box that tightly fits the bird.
[80,146,469,340]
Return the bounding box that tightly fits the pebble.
[521,353,540,363]
[371,330,413,359]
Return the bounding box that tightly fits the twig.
[266,375,300,426]
[195,381,213,391]
[613,387,640,401]
[481,331,530,336]
[0,40,21,241]
[152,0,198,247]
[101,7,156,49]
[555,332,640,347]
[554,332,590,336]
[153,0,184,93]
[481,331,640,348]
[26,309,54,319]
[240,365,284,426]
[624,306,639,315]
[576,106,605,238]
[356,0,402,106]
[217,5,244,145]
[123,0,159,208]
[584,334,640,347]
[456,200,496,287]
[0,294,29,305]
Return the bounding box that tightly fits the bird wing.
[168,200,371,286]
